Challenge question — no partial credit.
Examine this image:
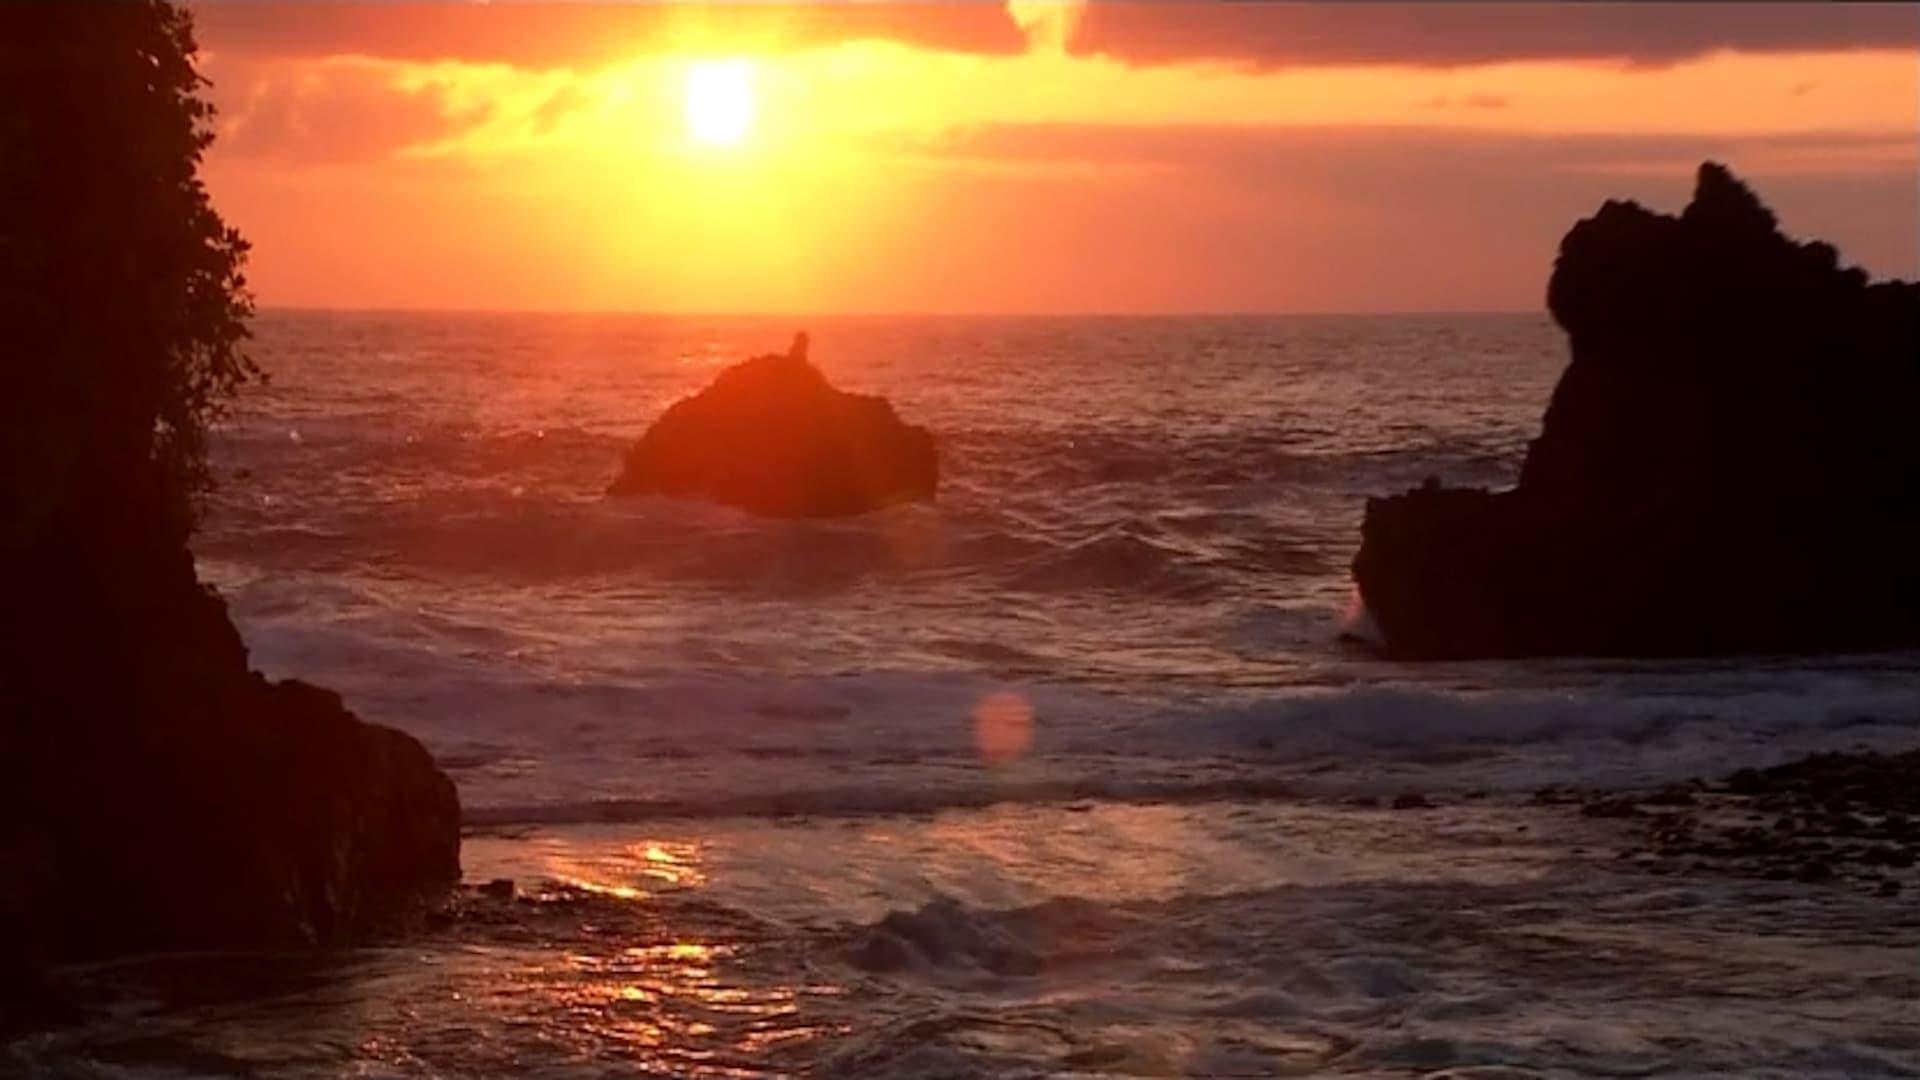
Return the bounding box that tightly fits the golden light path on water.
[26,790,1920,1075]
[431,797,1585,1075]
[431,833,851,1076]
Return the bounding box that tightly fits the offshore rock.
[609,333,938,517]
[1353,163,1920,658]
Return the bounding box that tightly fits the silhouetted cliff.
[1,2,459,1015]
[1353,163,1920,658]
[609,334,939,517]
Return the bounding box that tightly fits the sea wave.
[204,480,1332,601]
[198,314,1920,833]
[460,775,1309,828]
[842,893,1141,976]
[444,674,1920,826]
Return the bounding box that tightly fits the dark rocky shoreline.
[1538,750,1920,895]
[3,3,462,1026]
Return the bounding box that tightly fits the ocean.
[14,312,1920,1076]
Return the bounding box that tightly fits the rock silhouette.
[609,335,939,517]
[2,2,459,1017]
[4,540,462,1024]
[1353,163,1920,659]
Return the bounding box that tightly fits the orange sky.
[192,2,1920,314]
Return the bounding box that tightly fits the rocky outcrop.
[1353,163,1920,658]
[608,334,938,518]
[1,538,461,1011]
[0,0,461,1025]
[1544,751,1919,894]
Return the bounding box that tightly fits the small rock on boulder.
[608,333,938,518]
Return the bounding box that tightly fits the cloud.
[1425,93,1511,111]
[1066,3,1920,69]
[211,58,481,162]
[887,123,1919,311]
[190,3,1920,73]
[191,3,1027,69]
[207,109,1917,313]
[916,123,1920,191]
[901,123,1919,246]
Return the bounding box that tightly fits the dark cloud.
[190,3,1026,68]
[1067,3,1920,69]
[187,3,1920,73]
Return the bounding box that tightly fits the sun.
[684,60,756,148]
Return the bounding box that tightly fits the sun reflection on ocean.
[554,933,821,1072]
[556,877,649,901]
[635,841,709,887]
[526,834,712,900]
[415,831,860,1075]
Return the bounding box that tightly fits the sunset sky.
[192,2,1920,314]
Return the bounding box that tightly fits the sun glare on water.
[684,60,757,148]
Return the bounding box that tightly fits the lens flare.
[973,691,1035,764]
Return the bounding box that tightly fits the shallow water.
[17,802,1920,1077]
[14,312,1918,1076]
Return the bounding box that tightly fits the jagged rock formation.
[1353,163,1920,659]
[609,334,939,517]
